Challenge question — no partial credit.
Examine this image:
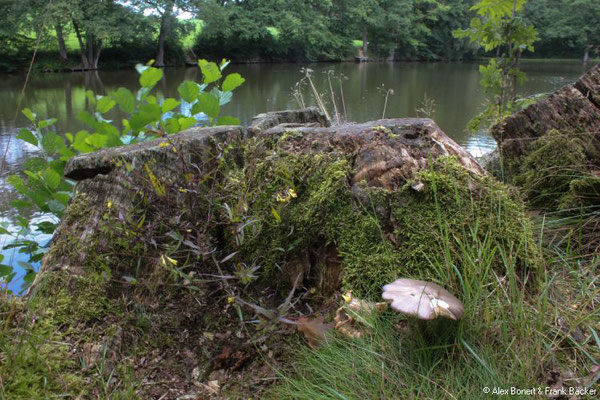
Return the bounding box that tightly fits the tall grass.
[269,170,600,399]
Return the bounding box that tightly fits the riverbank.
[3,51,598,75]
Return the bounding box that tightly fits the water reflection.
[0,60,594,291]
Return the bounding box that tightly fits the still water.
[0,60,593,292]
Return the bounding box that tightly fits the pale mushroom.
[381,278,464,321]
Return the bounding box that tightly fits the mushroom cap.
[381,278,464,320]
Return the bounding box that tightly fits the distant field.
[33,18,205,53]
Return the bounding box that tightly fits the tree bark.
[91,38,102,70]
[55,24,68,61]
[584,45,591,63]
[73,20,90,70]
[361,25,368,58]
[155,1,174,68]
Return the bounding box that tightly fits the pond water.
[0,60,593,292]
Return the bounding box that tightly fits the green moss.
[559,174,600,210]
[512,129,600,212]
[31,269,116,325]
[0,298,85,399]
[371,125,398,138]
[391,157,540,281]
[280,129,303,141]
[227,140,539,298]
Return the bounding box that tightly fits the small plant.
[292,68,349,126]
[453,0,538,131]
[377,84,394,119]
[2,59,245,292]
[415,93,436,118]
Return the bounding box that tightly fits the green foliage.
[454,0,539,131]
[195,0,475,62]
[525,0,600,58]
[4,60,244,291]
[2,0,600,70]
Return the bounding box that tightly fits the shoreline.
[2,56,598,76]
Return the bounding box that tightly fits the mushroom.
[381,278,464,321]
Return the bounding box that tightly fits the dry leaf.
[296,316,333,348]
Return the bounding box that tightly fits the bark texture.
[491,64,600,161]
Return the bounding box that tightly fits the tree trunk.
[584,45,591,63]
[156,1,174,68]
[386,47,395,62]
[361,25,368,58]
[73,20,90,70]
[55,24,68,61]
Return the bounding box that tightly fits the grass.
[34,18,206,54]
[268,173,600,399]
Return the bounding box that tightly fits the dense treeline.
[0,0,598,72]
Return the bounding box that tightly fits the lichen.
[280,129,303,141]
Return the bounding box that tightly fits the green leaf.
[197,93,220,118]
[36,221,57,234]
[165,118,180,134]
[53,191,72,205]
[42,168,61,190]
[7,175,26,192]
[139,67,163,88]
[216,116,241,126]
[130,103,161,131]
[0,264,13,278]
[178,117,197,131]
[23,157,47,172]
[73,131,94,153]
[112,88,136,113]
[219,59,231,71]
[77,110,97,128]
[85,133,109,149]
[178,81,200,103]
[10,199,32,209]
[38,118,57,129]
[48,199,65,215]
[40,132,65,154]
[222,73,245,92]
[271,207,281,224]
[16,128,38,146]
[22,108,36,122]
[199,60,222,84]
[24,170,40,181]
[96,96,116,114]
[162,98,180,113]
